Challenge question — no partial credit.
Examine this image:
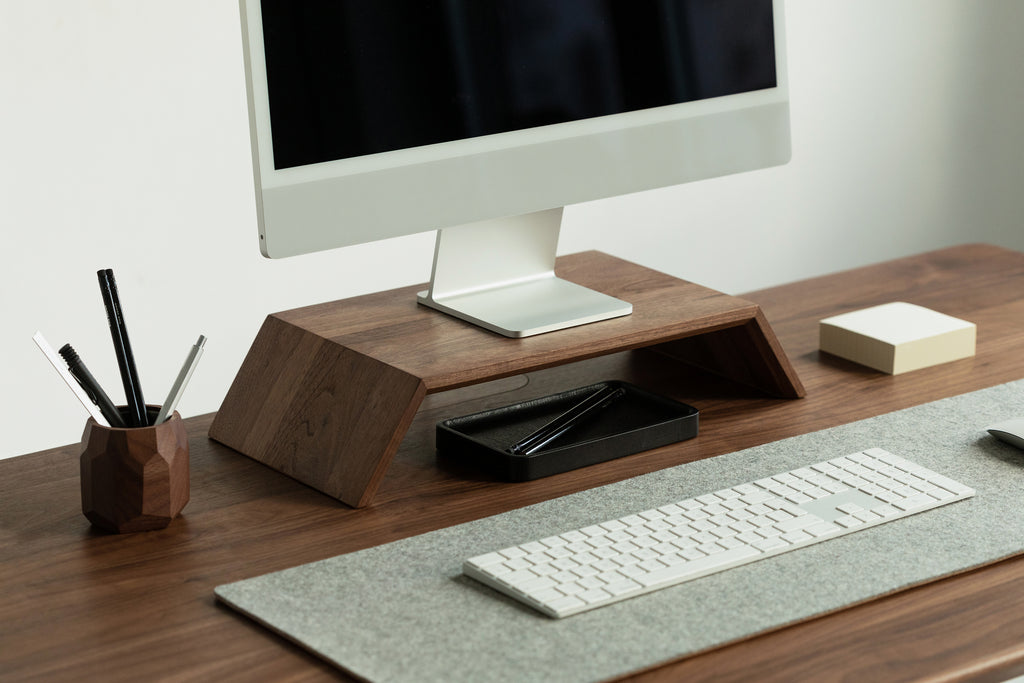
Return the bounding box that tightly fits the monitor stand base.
[209,251,804,508]
[417,275,631,338]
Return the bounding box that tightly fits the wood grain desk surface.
[4,243,1024,682]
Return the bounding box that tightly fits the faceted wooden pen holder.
[80,407,190,533]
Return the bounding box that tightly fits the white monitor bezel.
[239,0,790,259]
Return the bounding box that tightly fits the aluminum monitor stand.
[417,208,632,337]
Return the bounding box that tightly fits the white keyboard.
[463,448,974,618]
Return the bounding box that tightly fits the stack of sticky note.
[819,302,976,374]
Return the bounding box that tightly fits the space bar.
[636,545,762,589]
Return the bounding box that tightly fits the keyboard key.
[605,578,643,596]
[774,514,822,533]
[805,522,841,537]
[546,595,586,614]
[753,536,789,551]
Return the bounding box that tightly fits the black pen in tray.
[436,381,699,481]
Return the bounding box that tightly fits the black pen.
[97,269,148,427]
[509,386,626,455]
[59,343,127,428]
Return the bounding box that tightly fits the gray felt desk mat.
[216,380,1024,683]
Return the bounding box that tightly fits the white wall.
[3,1,1023,460]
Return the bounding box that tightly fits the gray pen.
[155,335,206,424]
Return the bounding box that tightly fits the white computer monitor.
[239,0,790,337]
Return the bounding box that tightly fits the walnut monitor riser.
[208,252,804,507]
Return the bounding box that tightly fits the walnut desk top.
[3,243,1024,682]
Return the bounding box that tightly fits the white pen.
[33,331,110,427]
[155,335,206,424]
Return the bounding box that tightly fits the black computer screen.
[260,0,776,170]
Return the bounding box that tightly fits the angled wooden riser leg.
[652,309,805,399]
[209,316,426,507]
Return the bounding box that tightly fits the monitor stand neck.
[416,208,632,337]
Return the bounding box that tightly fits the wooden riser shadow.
[208,252,804,507]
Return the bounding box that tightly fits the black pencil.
[97,269,148,427]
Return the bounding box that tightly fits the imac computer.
[238,0,790,337]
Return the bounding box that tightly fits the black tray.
[436,381,698,481]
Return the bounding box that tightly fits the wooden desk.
[3,244,1024,682]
